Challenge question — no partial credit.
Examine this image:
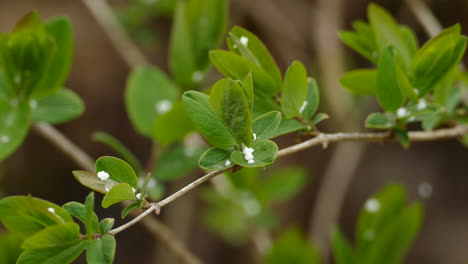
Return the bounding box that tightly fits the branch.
[107,124,468,235]
[405,0,442,37]
[32,123,203,264]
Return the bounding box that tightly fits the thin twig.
[109,204,160,236]
[32,123,203,264]
[81,0,150,69]
[405,0,442,37]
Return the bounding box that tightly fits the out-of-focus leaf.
[153,145,203,181]
[86,234,116,264]
[153,101,195,146]
[0,233,23,264]
[376,46,404,111]
[365,113,396,129]
[0,99,30,161]
[266,228,320,264]
[340,69,376,96]
[331,228,356,264]
[31,89,84,124]
[256,167,307,204]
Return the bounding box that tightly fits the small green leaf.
[92,131,143,175]
[99,218,115,234]
[331,228,356,264]
[86,234,116,264]
[365,112,396,129]
[395,64,417,102]
[256,167,307,204]
[72,170,120,194]
[0,233,23,264]
[228,26,282,85]
[338,21,377,62]
[153,145,203,181]
[209,50,280,95]
[273,119,305,137]
[102,183,137,208]
[376,46,404,111]
[125,66,179,137]
[301,79,320,120]
[121,202,140,219]
[0,196,73,237]
[21,222,80,250]
[241,72,254,112]
[31,88,84,124]
[17,240,86,264]
[230,139,278,168]
[199,147,234,171]
[0,99,30,161]
[153,101,195,146]
[266,228,320,264]
[252,111,282,140]
[395,130,410,148]
[210,78,252,146]
[95,156,138,189]
[281,61,308,119]
[84,193,99,238]
[311,113,329,126]
[182,91,237,149]
[32,17,73,97]
[62,202,86,223]
[340,69,376,95]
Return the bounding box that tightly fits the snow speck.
[243,200,260,216]
[48,207,56,214]
[155,100,172,114]
[299,101,308,113]
[240,36,249,46]
[242,146,255,163]
[0,136,9,144]
[365,198,380,213]
[132,188,136,193]
[248,160,255,164]
[253,133,257,141]
[192,71,204,83]
[417,99,427,110]
[396,107,408,118]
[418,182,433,199]
[97,171,110,182]
[136,193,142,200]
[30,100,38,109]
[225,160,231,166]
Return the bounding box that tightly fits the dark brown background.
[0,0,467,263]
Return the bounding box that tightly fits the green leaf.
[301,79,320,120]
[199,147,234,171]
[0,99,30,161]
[256,167,307,204]
[17,240,86,264]
[411,25,467,96]
[92,131,143,175]
[0,69,14,100]
[121,202,140,219]
[153,101,195,146]
[338,21,377,62]
[125,66,179,137]
[84,192,99,238]
[62,202,87,224]
[365,113,396,129]
[311,113,329,126]
[331,228,356,264]
[32,17,73,97]
[395,129,410,148]
[209,50,280,95]
[273,119,305,137]
[399,25,419,56]
[368,3,413,66]
[376,46,404,111]
[230,139,278,168]
[228,26,282,85]
[102,183,137,208]
[210,78,252,146]
[395,64,417,102]
[21,222,80,250]
[169,1,196,87]
[31,88,84,124]
[362,203,423,264]
[241,72,254,112]
[99,218,115,234]
[153,145,203,181]
[266,228,320,264]
[252,111,282,140]
[72,170,120,194]
[281,61,308,119]
[182,91,237,149]
[0,233,22,264]
[86,234,116,264]
[95,156,138,189]
[340,69,376,95]
[0,196,72,237]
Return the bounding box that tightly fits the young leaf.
[86,235,116,264]
[95,156,138,189]
[331,228,356,264]
[30,88,84,124]
[209,50,280,95]
[0,196,73,237]
[99,218,115,234]
[153,145,203,181]
[230,139,278,168]
[301,79,320,120]
[32,17,73,97]
[241,72,254,112]
[273,119,305,138]
[102,183,137,208]
[340,69,377,95]
[281,61,308,119]
[182,91,237,149]
[311,113,329,126]
[72,170,120,194]
[153,101,195,146]
[365,113,396,129]
[125,66,179,137]
[228,26,282,85]
[62,202,87,223]
[376,46,404,111]
[368,3,413,66]
[395,129,410,148]
[252,111,282,141]
[199,147,234,171]
[121,202,140,219]
[266,228,320,264]
[92,131,143,175]
[210,78,252,146]
[395,64,417,102]
[0,99,30,161]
